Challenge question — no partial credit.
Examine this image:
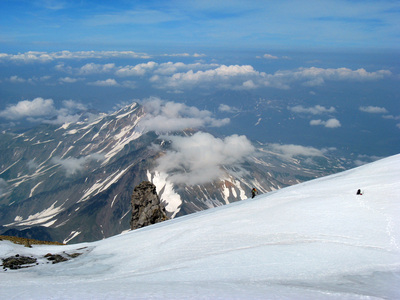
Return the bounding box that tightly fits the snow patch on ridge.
[148,170,182,218]
[79,164,134,202]
[63,231,81,244]
[4,201,63,227]
[29,181,43,197]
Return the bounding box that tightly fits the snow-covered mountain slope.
[0,102,347,243]
[1,154,399,299]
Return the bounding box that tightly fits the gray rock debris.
[130,181,169,230]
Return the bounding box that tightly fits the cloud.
[263,54,279,59]
[9,75,26,83]
[269,143,325,158]
[59,77,82,83]
[52,154,105,177]
[156,132,255,185]
[27,159,39,170]
[0,51,151,63]
[288,105,336,115]
[116,62,158,77]
[151,64,264,90]
[88,78,119,87]
[0,98,56,120]
[148,64,391,91]
[139,97,230,132]
[310,118,341,128]
[8,75,51,84]
[359,106,388,114]
[354,154,384,166]
[272,67,391,87]
[161,53,206,58]
[79,63,115,75]
[218,104,240,113]
[0,98,89,124]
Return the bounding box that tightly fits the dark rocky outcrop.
[2,255,37,270]
[130,181,169,230]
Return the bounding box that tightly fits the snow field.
[0,154,399,299]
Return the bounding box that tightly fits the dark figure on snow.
[356,189,363,195]
[251,188,258,198]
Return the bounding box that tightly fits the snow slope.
[1,154,399,299]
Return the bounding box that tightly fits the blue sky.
[0,0,399,162]
[1,0,399,51]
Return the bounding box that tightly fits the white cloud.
[42,99,90,125]
[62,99,87,111]
[218,104,240,113]
[152,64,264,90]
[59,77,82,83]
[162,53,206,58]
[9,75,26,83]
[155,62,217,76]
[156,132,255,185]
[359,106,388,114]
[88,78,119,87]
[52,154,105,177]
[0,98,56,120]
[288,105,336,115]
[0,98,89,124]
[79,63,115,75]
[354,154,384,166]
[310,118,341,128]
[271,67,391,87]
[383,115,400,120]
[139,97,230,132]
[0,50,151,63]
[269,143,325,158]
[148,64,391,91]
[263,54,279,59]
[116,62,158,77]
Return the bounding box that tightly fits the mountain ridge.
[0,101,347,243]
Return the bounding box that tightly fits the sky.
[1,0,400,51]
[0,154,399,299]
[0,0,399,162]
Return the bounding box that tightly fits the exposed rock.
[2,255,37,270]
[44,253,68,264]
[130,181,169,230]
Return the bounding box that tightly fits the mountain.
[0,102,347,243]
[0,154,399,299]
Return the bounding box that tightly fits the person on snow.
[251,188,258,198]
[356,189,363,195]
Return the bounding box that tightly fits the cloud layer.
[156,132,255,185]
[1,52,391,94]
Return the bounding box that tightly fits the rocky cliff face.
[130,181,168,230]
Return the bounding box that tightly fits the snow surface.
[1,154,400,299]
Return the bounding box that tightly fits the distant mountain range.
[0,102,347,243]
